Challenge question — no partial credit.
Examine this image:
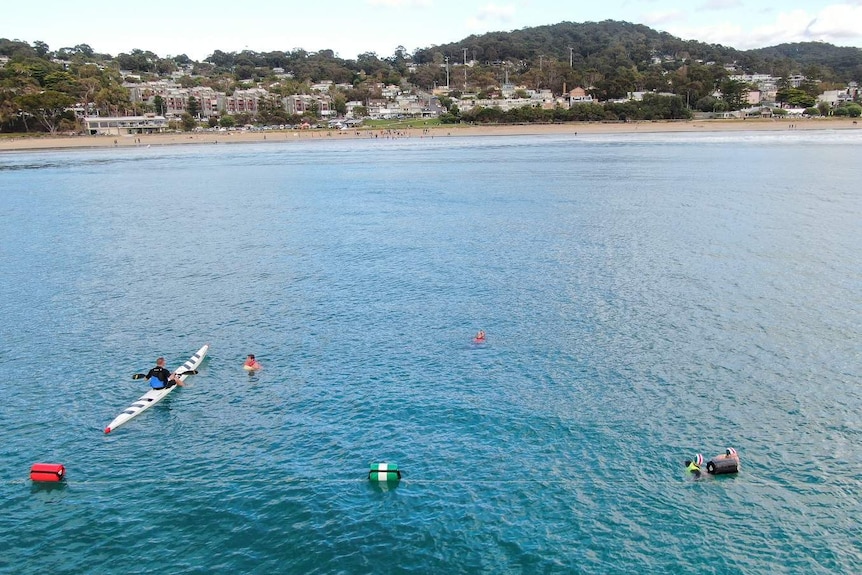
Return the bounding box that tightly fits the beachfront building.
[127,81,220,118]
[345,101,365,119]
[283,94,333,117]
[566,87,594,104]
[221,88,268,115]
[83,115,168,135]
[164,87,220,117]
[363,94,435,119]
[457,96,538,113]
[818,84,859,107]
[365,101,396,119]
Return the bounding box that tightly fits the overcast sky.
[4,0,862,60]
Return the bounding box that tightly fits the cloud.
[366,0,432,6]
[666,4,862,49]
[699,0,742,10]
[807,3,862,39]
[639,10,687,26]
[466,3,516,29]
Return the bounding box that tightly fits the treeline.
[2,21,862,133]
[447,94,691,124]
[419,21,862,86]
[0,39,132,133]
[747,42,862,81]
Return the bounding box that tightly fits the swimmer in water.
[684,453,704,478]
[474,330,486,342]
[718,447,739,467]
[243,354,262,370]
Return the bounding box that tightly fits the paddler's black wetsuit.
[145,366,174,390]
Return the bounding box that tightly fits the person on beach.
[243,354,262,370]
[145,357,181,390]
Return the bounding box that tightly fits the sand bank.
[0,118,858,152]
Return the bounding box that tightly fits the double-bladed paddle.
[132,370,198,380]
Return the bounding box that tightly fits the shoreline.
[0,118,858,152]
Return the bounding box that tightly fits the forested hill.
[745,42,862,81]
[1,20,859,85]
[414,20,862,84]
[415,20,738,66]
[2,19,861,134]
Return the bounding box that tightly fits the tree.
[219,114,236,128]
[156,58,177,75]
[43,71,81,96]
[153,94,166,116]
[332,94,347,116]
[16,90,75,133]
[180,112,197,131]
[694,95,719,112]
[95,85,131,116]
[719,78,749,111]
[206,50,235,69]
[74,44,94,58]
[32,41,50,58]
[186,95,200,118]
[235,65,255,80]
[78,77,102,115]
[776,87,816,108]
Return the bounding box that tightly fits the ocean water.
[0,131,860,574]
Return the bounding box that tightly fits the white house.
[84,115,168,135]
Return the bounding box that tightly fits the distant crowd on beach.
[2,119,859,152]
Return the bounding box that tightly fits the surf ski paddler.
[145,357,182,390]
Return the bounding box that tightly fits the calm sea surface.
[0,131,860,574]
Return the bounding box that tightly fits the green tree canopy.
[719,78,749,110]
[16,90,76,133]
[186,95,200,117]
[180,112,197,131]
[776,87,816,108]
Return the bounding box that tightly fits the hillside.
[415,20,739,67]
[2,20,861,133]
[745,42,862,81]
[415,21,861,85]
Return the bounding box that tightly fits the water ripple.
[1,131,860,574]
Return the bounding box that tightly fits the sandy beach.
[0,118,858,152]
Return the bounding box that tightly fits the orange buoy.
[30,463,66,482]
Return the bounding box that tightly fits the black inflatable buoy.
[706,458,738,475]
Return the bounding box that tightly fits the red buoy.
[30,463,65,482]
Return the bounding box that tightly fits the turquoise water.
[1,131,860,574]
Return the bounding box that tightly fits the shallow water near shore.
[1,131,860,574]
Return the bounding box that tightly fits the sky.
[3,0,862,61]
